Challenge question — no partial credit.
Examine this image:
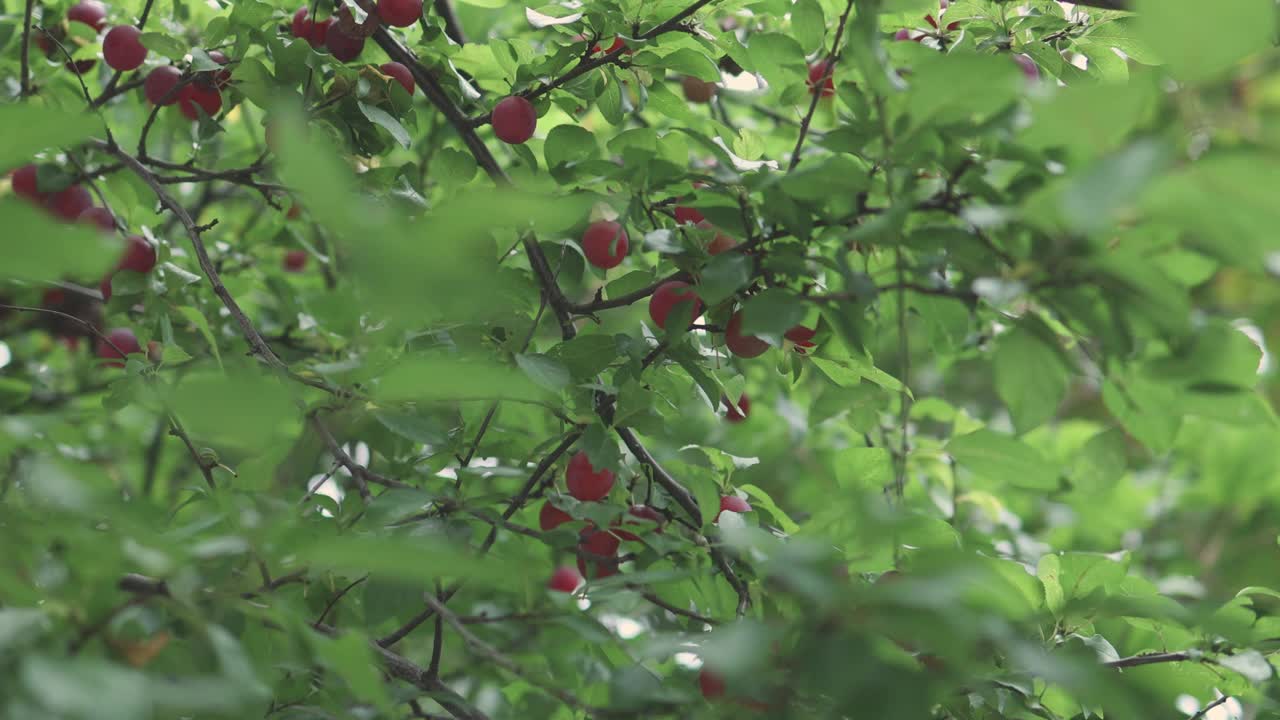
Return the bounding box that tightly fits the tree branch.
[90,139,345,398]
[788,0,855,173]
[19,0,35,97]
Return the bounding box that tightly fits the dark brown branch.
[313,574,368,627]
[568,271,690,315]
[377,431,581,648]
[1190,695,1232,720]
[1103,650,1199,669]
[433,0,466,44]
[422,594,604,715]
[19,0,34,97]
[640,590,719,625]
[372,28,508,184]
[315,623,490,720]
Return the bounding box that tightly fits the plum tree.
[3,1,1278,718]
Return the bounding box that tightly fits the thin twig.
[788,0,856,173]
[313,575,369,627]
[91,139,345,398]
[1189,695,1231,720]
[19,0,35,97]
[422,594,603,714]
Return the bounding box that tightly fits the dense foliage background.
[2,0,1279,717]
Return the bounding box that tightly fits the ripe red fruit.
[66,58,98,75]
[177,83,222,120]
[725,311,769,358]
[103,26,147,71]
[492,96,537,145]
[309,18,332,48]
[118,235,156,274]
[715,494,752,523]
[785,325,816,353]
[378,0,422,27]
[206,50,232,89]
[682,75,717,103]
[807,60,835,97]
[380,61,414,95]
[579,527,621,558]
[698,221,737,255]
[648,281,702,330]
[11,164,41,200]
[78,206,115,232]
[1014,53,1040,81]
[565,451,615,502]
[591,37,629,55]
[723,394,750,423]
[673,205,705,225]
[291,7,311,38]
[613,505,663,541]
[548,566,582,593]
[325,24,364,62]
[699,668,726,699]
[67,0,108,31]
[99,275,113,301]
[42,288,66,307]
[283,249,308,272]
[577,527,621,580]
[98,327,141,367]
[581,220,629,269]
[144,65,182,104]
[538,500,573,531]
[45,185,93,221]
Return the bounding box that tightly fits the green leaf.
[139,32,188,60]
[739,289,805,338]
[833,447,893,490]
[358,102,412,148]
[0,105,101,172]
[545,124,599,169]
[598,73,623,126]
[698,252,752,306]
[947,429,1059,490]
[1133,0,1275,82]
[313,632,393,711]
[294,534,529,589]
[810,355,906,395]
[904,53,1022,134]
[791,0,826,53]
[176,306,223,369]
[739,484,801,534]
[515,353,571,391]
[994,323,1069,434]
[1038,553,1065,617]
[0,200,117,281]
